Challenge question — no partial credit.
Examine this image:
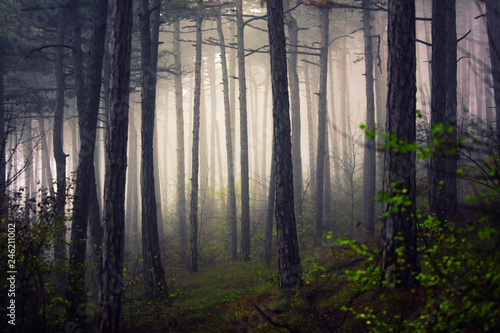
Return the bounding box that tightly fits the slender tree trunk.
[382,0,418,289]
[324,120,332,231]
[284,0,303,225]
[139,0,167,300]
[38,118,53,192]
[229,20,237,165]
[190,0,203,273]
[267,0,302,288]
[53,7,68,288]
[237,0,251,261]
[174,20,188,251]
[362,0,376,237]
[313,7,329,248]
[339,24,351,186]
[429,0,457,222]
[374,9,387,199]
[329,48,340,185]
[126,108,140,250]
[199,70,209,198]
[216,1,238,262]
[98,0,133,331]
[304,58,316,196]
[208,40,217,203]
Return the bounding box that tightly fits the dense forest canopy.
[1,0,499,331]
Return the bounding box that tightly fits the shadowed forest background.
[1,0,500,332]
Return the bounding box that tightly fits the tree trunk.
[126,108,140,250]
[190,0,203,273]
[374,9,387,200]
[208,40,217,203]
[329,48,340,185]
[362,0,376,237]
[67,0,108,323]
[229,20,237,166]
[174,20,188,252]
[313,7,329,248]
[284,0,303,226]
[485,0,500,145]
[215,1,238,262]
[53,7,68,288]
[139,0,167,300]
[382,0,418,289]
[98,0,133,331]
[267,0,302,288]
[38,118,53,192]
[237,0,251,262]
[429,0,458,222]
[304,58,316,196]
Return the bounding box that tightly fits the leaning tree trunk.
[174,20,188,252]
[216,0,238,262]
[362,0,376,237]
[67,0,107,323]
[382,0,418,289]
[53,7,68,288]
[429,0,457,223]
[237,0,251,261]
[139,0,167,300]
[313,6,329,248]
[98,0,133,331]
[284,0,303,226]
[266,0,302,288]
[189,0,203,273]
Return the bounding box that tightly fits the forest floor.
[122,204,499,332]
[121,238,419,332]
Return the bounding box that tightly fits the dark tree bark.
[174,20,188,252]
[99,0,133,331]
[215,0,238,262]
[266,0,302,288]
[53,7,68,288]
[362,0,376,237]
[190,0,203,273]
[67,0,108,323]
[313,7,329,248]
[429,0,457,222]
[139,0,167,299]
[237,0,251,262]
[284,0,303,226]
[485,0,500,145]
[382,0,418,289]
